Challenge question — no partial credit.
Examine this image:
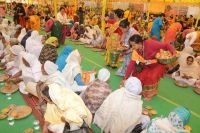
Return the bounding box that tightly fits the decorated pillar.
[101,0,106,34]
[53,0,57,17]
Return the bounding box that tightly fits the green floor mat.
[63,39,200,133]
[0,38,200,133]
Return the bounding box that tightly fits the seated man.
[41,83,92,133]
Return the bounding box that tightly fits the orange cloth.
[131,50,157,64]
[131,50,145,63]
[29,15,40,31]
[147,22,153,34]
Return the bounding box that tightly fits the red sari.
[124,39,175,99]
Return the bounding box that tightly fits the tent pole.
[101,0,106,34]
[147,1,150,21]
[53,0,57,17]
[195,12,200,28]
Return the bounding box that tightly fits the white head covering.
[182,46,193,55]
[20,51,38,67]
[29,31,41,41]
[20,51,42,83]
[124,77,142,95]
[98,68,110,82]
[62,50,82,84]
[10,45,25,56]
[17,28,26,43]
[44,61,58,75]
[66,49,81,64]
[25,30,43,58]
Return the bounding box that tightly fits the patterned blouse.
[39,45,58,64]
[81,79,112,114]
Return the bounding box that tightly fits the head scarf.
[20,51,42,83]
[17,28,26,43]
[26,30,43,58]
[29,30,41,41]
[124,77,142,95]
[45,37,58,47]
[66,49,81,64]
[44,61,58,75]
[56,46,73,71]
[47,83,92,126]
[10,45,25,56]
[62,49,82,84]
[98,68,110,82]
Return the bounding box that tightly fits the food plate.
[145,105,152,110]
[193,88,200,95]
[84,45,94,48]
[150,110,158,115]
[8,105,32,119]
[92,48,104,52]
[175,80,188,88]
[23,128,33,133]
[1,107,10,114]
[0,113,7,119]
[156,56,177,64]
[1,84,18,94]
[0,74,9,82]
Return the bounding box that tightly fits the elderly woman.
[144,107,190,133]
[26,61,69,105]
[81,68,112,115]
[18,51,42,94]
[39,37,58,64]
[20,30,33,48]
[123,35,176,100]
[26,30,43,58]
[94,77,150,133]
[56,46,73,71]
[79,26,95,45]
[42,83,92,133]
[6,45,25,77]
[91,25,104,47]
[62,49,87,93]
[17,28,26,43]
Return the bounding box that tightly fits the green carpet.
[62,39,200,133]
[0,38,200,133]
[0,72,40,132]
